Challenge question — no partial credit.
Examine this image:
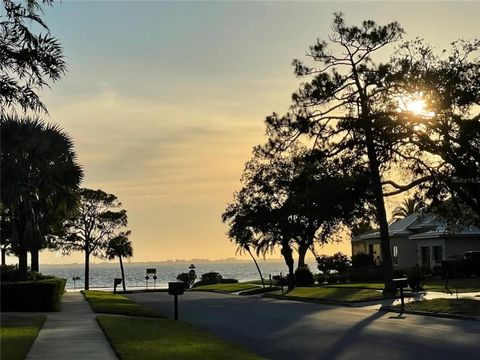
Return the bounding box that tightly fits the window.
[432,246,443,264]
[392,246,399,265]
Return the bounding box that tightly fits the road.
[128,291,480,360]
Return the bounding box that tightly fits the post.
[400,286,404,309]
[174,294,179,320]
[269,274,272,288]
[280,272,284,294]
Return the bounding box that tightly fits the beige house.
[352,212,480,270]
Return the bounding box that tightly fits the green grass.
[83,290,164,317]
[190,283,260,293]
[97,315,264,360]
[401,298,480,316]
[423,278,480,293]
[323,283,385,290]
[284,287,385,302]
[239,286,281,295]
[0,315,46,360]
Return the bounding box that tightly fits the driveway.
[128,291,480,360]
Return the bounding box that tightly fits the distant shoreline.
[39,258,318,267]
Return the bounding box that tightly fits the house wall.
[390,236,417,268]
[352,242,367,255]
[416,239,445,269]
[444,238,480,258]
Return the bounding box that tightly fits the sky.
[21,0,479,264]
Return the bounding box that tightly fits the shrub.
[346,267,384,282]
[1,278,66,311]
[406,266,425,291]
[295,266,314,286]
[176,272,196,289]
[351,252,374,268]
[201,272,222,284]
[0,264,55,283]
[192,271,226,288]
[327,273,348,284]
[220,278,238,284]
[316,252,352,275]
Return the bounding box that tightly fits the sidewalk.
[26,292,117,360]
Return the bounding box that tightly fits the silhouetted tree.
[0,116,82,278]
[106,234,132,292]
[387,39,480,223]
[261,14,414,294]
[224,147,371,290]
[221,209,265,288]
[1,0,65,115]
[61,189,129,290]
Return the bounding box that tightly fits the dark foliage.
[1,277,66,311]
[294,265,315,286]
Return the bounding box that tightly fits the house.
[352,212,480,270]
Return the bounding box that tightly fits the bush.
[295,266,314,286]
[327,273,348,284]
[176,272,196,289]
[406,266,425,291]
[192,272,229,288]
[201,272,222,284]
[0,264,55,283]
[1,278,66,311]
[220,278,238,284]
[346,267,385,282]
[351,253,375,268]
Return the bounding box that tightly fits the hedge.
[1,278,66,312]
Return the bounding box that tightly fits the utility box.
[168,281,185,296]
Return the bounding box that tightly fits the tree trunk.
[84,250,90,290]
[1,247,6,266]
[119,255,126,291]
[30,249,39,272]
[247,247,265,288]
[18,248,28,281]
[297,243,309,269]
[364,127,395,295]
[281,244,295,291]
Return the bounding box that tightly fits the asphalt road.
[128,291,480,360]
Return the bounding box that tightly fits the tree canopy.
[61,188,130,290]
[1,0,66,115]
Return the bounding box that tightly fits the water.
[40,260,318,290]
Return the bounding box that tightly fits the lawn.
[83,290,164,317]
[97,315,264,360]
[190,283,260,293]
[284,287,385,302]
[323,283,385,290]
[0,315,46,360]
[401,298,480,316]
[423,278,480,293]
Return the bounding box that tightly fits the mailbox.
[392,278,408,289]
[393,277,408,309]
[168,281,185,295]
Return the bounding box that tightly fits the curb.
[379,305,478,321]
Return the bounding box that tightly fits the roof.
[353,212,480,242]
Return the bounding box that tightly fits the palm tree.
[222,204,266,288]
[106,234,133,291]
[0,115,82,278]
[391,197,423,221]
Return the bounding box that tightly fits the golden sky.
[22,0,479,265]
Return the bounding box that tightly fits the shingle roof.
[352,212,480,242]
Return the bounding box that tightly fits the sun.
[398,93,435,118]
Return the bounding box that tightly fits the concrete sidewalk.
[26,292,117,360]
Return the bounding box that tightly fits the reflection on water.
[40,261,317,290]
